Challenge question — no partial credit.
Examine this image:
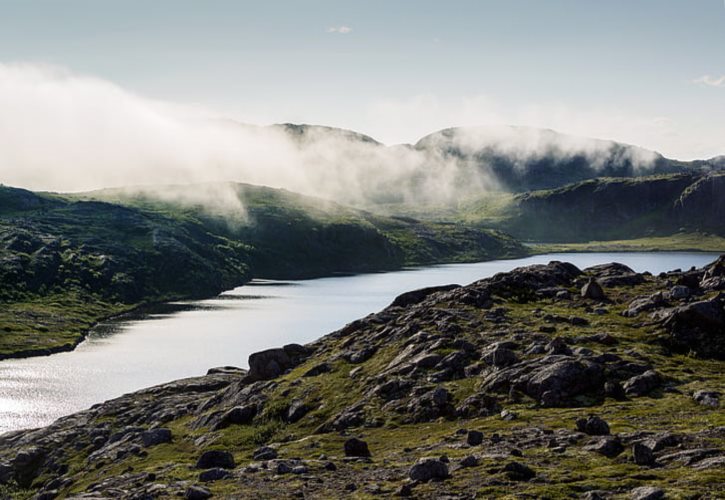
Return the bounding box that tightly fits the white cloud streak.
[326,25,352,34]
[693,75,725,88]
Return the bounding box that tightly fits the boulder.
[199,468,232,482]
[286,400,309,423]
[525,359,604,406]
[196,450,235,469]
[623,370,660,397]
[12,447,45,488]
[503,461,535,481]
[141,428,172,447]
[482,346,518,367]
[585,436,624,458]
[693,390,720,407]
[344,438,371,457]
[466,430,483,446]
[581,279,606,300]
[576,416,610,436]
[631,486,665,500]
[185,485,213,500]
[408,457,449,482]
[662,296,725,359]
[390,284,461,308]
[253,446,278,461]
[632,443,655,466]
[246,344,310,381]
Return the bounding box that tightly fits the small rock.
[503,461,535,481]
[344,438,371,457]
[275,462,292,474]
[576,416,610,436]
[586,436,624,458]
[631,486,665,500]
[632,443,655,466]
[291,465,308,474]
[395,483,413,497]
[500,410,518,421]
[253,446,278,461]
[460,455,479,468]
[286,400,309,423]
[409,457,449,482]
[199,468,231,482]
[466,430,484,446]
[693,390,720,407]
[324,461,337,471]
[196,450,235,469]
[185,485,213,500]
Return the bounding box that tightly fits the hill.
[0,258,722,498]
[0,183,525,359]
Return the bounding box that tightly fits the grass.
[529,232,725,253]
[0,292,133,358]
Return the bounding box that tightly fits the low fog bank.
[0,63,687,212]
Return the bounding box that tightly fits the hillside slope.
[0,257,722,498]
[0,183,525,359]
[461,172,725,244]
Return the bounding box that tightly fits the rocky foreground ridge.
[1,257,724,499]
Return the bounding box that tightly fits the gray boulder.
[408,457,449,482]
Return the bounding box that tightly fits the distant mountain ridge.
[267,123,721,195]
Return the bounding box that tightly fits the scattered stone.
[286,400,309,423]
[408,457,449,482]
[500,410,518,421]
[632,443,655,466]
[344,438,371,458]
[275,462,292,474]
[585,437,624,458]
[623,370,661,397]
[460,455,479,468]
[185,485,213,500]
[631,486,665,500]
[141,428,172,447]
[199,468,231,482]
[291,465,308,474]
[693,390,720,407]
[483,346,518,367]
[252,446,278,461]
[503,461,535,481]
[246,344,310,381]
[466,430,484,446]
[12,447,45,488]
[395,483,413,497]
[196,450,235,469]
[303,362,331,377]
[581,278,606,300]
[576,416,610,436]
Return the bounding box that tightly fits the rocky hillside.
[0,183,525,359]
[461,172,725,243]
[1,257,722,499]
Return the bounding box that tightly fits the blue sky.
[0,0,724,158]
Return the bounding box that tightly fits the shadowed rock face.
[0,257,723,498]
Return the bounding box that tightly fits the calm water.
[0,252,719,434]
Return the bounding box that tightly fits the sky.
[0,0,724,159]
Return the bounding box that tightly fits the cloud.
[0,62,716,214]
[326,25,352,34]
[693,75,725,88]
[364,93,725,160]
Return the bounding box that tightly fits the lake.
[0,252,719,434]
